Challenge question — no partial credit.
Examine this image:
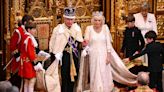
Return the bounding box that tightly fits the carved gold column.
[155,0,164,42]
[105,0,110,24]
[51,0,57,27]
[110,0,114,26]
[114,0,128,54]
[4,0,11,80]
[110,0,116,49]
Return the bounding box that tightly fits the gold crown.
[63,7,76,19]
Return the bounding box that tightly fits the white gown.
[88,25,113,92]
[77,25,137,92]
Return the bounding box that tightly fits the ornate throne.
[25,0,101,51]
[27,0,55,51]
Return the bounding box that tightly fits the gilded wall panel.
[155,0,164,40]
[34,17,53,50]
[12,0,25,13]
[157,15,164,37]
[113,0,155,54]
[126,0,153,13]
[157,0,164,11]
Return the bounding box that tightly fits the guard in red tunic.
[10,15,34,74]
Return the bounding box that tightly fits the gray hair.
[137,72,149,85]
[6,86,19,92]
[0,81,12,92]
[91,11,105,25]
[141,1,150,10]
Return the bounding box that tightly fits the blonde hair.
[91,11,105,25]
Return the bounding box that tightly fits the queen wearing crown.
[77,11,138,92]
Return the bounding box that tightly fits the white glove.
[82,46,89,57]
[84,46,89,51]
[82,50,87,57]
[16,57,20,62]
[34,62,44,71]
[38,51,51,58]
[55,52,63,61]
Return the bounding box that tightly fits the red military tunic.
[18,33,36,79]
[10,26,25,73]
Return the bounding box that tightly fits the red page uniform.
[18,33,36,78]
[10,26,25,73]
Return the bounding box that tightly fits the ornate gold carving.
[127,0,141,13]
[76,7,86,17]
[157,1,164,11]
[55,0,65,15]
[157,15,164,37]
[28,0,49,18]
[127,0,153,13]
[115,0,127,33]
[110,0,115,31]
[75,0,92,17]
[4,0,12,80]
[10,8,16,33]
[13,0,25,14]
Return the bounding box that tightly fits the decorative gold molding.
[155,0,164,39]
[115,0,127,33]
[110,0,114,29]
[157,15,164,37]
[4,0,11,80]
[157,0,164,11]
[12,0,25,16]
[75,0,92,17]
[28,0,49,18]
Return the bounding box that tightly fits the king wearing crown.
[63,7,76,19]
[49,6,84,92]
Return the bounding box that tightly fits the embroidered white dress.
[86,25,114,92]
[77,25,137,92]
